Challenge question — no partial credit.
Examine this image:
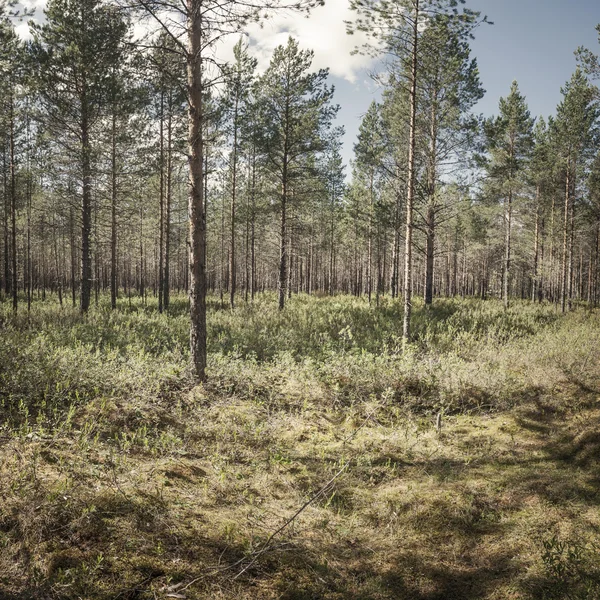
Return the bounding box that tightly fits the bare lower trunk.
[425,203,435,306]
[188,0,207,381]
[158,91,165,314]
[164,92,173,310]
[10,92,17,312]
[110,109,118,310]
[80,80,92,313]
[561,163,570,313]
[503,190,512,310]
[402,0,419,343]
[230,93,239,309]
[278,179,288,310]
[531,184,540,303]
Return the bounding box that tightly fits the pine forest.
[1,0,600,597]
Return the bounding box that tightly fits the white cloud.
[217,0,375,83]
[14,20,32,40]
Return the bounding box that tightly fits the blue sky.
[322,0,600,170]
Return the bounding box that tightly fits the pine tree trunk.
[367,169,373,303]
[503,190,513,309]
[27,164,32,312]
[80,76,92,313]
[250,152,256,302]
[164,92,173,310]
[230,93,239,310]
[402,0,419,343]
[532,183,540,302]
[158,90,165,314]
[278,177,288,310]
[568,178,575,310]
[187,0,207,381]
[3,146,9,300]
[10,92,17,312]
[561,162,570,313]
[110,108,118,310]
[139,204,145,299]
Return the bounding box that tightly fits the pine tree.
[483,81,534,309]
[354,101,385,302]
[551,69,598,312]
[417,15,484,306]
[224,39,257,309]
[0,18,21,310]
[258,37,337,310]
[349,0,487,341]
[30,0,128,312]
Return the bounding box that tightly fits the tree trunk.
[503,189,512,309]
[80,77,92,313]
[10,92,17,312]
[3,146,9,300]
[158,90,165,313]
[425,203,435,306]
[278,178,288,310]
[230,92,239,309]
[187,0,207,381]
[561,162,570,313]
[110,107,118,310]
[402,0,419,343]
[164,91,173,310]
[531,183,540,303]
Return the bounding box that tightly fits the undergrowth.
[0,293,599,599]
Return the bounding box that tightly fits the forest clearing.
[1,296,599,599]
[2,0,600,596]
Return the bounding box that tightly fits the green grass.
[0,293,599,599]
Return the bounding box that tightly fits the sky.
[13,0,600,171]
[233,0,600,171]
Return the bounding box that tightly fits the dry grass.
[0,295,599,599]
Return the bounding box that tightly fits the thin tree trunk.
[230,92,239,309]
[164,91,173,310]
[3,145,8,300]
[532,183,540,302]
[367,169,373,303]
[110,107,118,309]
[158,90,165,313]
[278,178,288,310]
[561,162,570,313]
[503,190,513,309]
[187,0,207,381]
[402,0,419,343]
[80,76,92,313]
[10,91,17,312]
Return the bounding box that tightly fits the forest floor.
[0,294,599,599]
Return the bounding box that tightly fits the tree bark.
[10,91,17,312]
[80,75,92,313]
[158,90,165,313]
[402,0,419,343]
[110,107,118,310]
[561,161,570,313]
[531,183,540,303]
[230,91,239,309]
[164,90,173,309]
[187,0,207,381]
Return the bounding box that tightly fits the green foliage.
[0,292,577,432]
[541,534,600,599]
[1,295,600,599]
